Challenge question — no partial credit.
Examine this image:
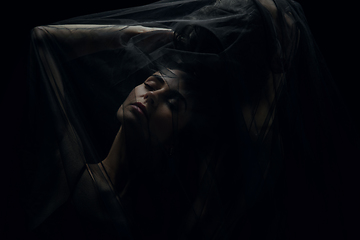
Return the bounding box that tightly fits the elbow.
[31,26,49,41]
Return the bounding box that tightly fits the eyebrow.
[152,74,188,111]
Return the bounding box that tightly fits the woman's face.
[117,69,192,146]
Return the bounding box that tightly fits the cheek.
[149,105,174,143]
[116,88,138,121]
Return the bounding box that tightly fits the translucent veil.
[22,0,358,239]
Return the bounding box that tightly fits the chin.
[118,107,149,139]
[116,105,125,122]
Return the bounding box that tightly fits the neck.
[102,126,128,193]
[101,126,167,196]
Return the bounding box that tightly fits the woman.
[22,0,357,239]
[28,21,227,239]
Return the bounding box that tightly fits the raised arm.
[32,24,173,59]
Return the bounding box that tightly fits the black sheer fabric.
[21,0,358,239]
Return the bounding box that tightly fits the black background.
[1,0,358,239]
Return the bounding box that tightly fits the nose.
[144,90,158,107]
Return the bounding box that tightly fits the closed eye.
[144,75,163,90]
[144,82,155,91]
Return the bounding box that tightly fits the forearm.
[33,25,127,59]
[33,24,173,59]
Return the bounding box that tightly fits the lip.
[131,102,148,120]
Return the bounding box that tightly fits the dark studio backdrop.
[1,0,358,239]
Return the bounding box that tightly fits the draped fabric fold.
[22,0,358,239]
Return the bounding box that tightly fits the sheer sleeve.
[23,1,359,239]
